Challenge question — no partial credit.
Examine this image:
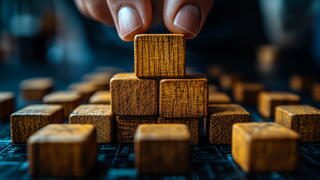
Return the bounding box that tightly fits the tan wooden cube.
[209,92,231,104]
[233,82,265,104]
[83,72,113,90]
[232,122,299,172]
[134,34,186,78]
[89,91,111,104]
[275,105,320,143]
[10,105,64,143]
[312,84,320,102]
[68,82,98,102]
[28,124,96,177]
[0,92,15,120]
[20,77,53,101]
[290,75,313,92]
[69,105,114,143]
[134,124,190,174]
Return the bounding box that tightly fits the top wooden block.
[134,34,186,78]
[135,124,190,141]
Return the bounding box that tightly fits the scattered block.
[219,73,240,91]
[233,82,265,104]
[10,105,64,143]
[68,82,98,102]
[208,104,251,144]
[43,91,82,118]
[209,92,231,104]
[0,92,15,120]
[290,75,313,92]
[134,124,190,174]
[232,122,299,172]
[275,105,320,143]
[116,116,157,143]
[209,85,217,94]
[134,34,186,78]
[159,76,208,118]
[28,124,96,177]
[69,105,114,143]
[83,72,112,90]
[312,84,320,102]
[20,77,53,101]
[110,73,158,116]
[89,91,111,104]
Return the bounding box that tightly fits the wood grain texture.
[290,75,313,92]
[158,117,199,145]
[69,105,114,143]
[10,105,64,143]
[68,82,98,103]
[134,124,190,174]
[28,124,96,177]
[134,34,186,78]
[233,82,265,104]
[116,116,157,143]
[258,91,300,118]
[83,72,113,90]
[0,92,15,121]
[275,105,320,142]
[232,122,299,172]
[160,76,208,118]
[43,91,82,118]
[208,104,251,144]
[89,91,111,104]
[209,92,231,104]
[110,73,158,116]
[20,77,53,101]
[312,84,320,102]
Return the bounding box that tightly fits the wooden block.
[69,105,114,143]
[232,122,299,172]
[275,105,320,142]
[28,124,96,177]
[312,84,320,102]
[94,66,121,75]
[10,105,64,143]
[209,92,231,104]
[258,92,300,118]
[134,124,190,174]
[43,91,82,118]
[89,91,111,104]
[208,104,251,144]
[219,73,241,91]
[134,34,186,78]
[20,77,53,101]
[83,72,112,90]
[209,85,218,94]
[290,75,313,92]
[68,82,98,102]
[116,116,157,143]
[110,73,158,116]
[0,92,15,120]
[160,76,208,118]
[158,117,199,145]
[233,82,265,104]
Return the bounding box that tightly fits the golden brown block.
[209,92,231,104]
[160,77,208,118]
[209,85,218,94]
[258,91,300,118]
[69,105,114,143]
[116,116,157,143]
[312,84,320,102]
[134,34,186,78]
[219,73,241,91]
[110,73,158,116]
[28,124,96,177]
[10,105,64,143]
[0,92,15,120]
[43,91,82,118]
[290,75,313,92]
[68,82,98,102]
[233,82,264,104]
[208,104,251,144]
[158,117,199,145]
[83,72,113,90]
[89,91,111,104]
[275,105,320,143]
[134,124,190,174]
[20,77,53,101]
[232,122,299,172]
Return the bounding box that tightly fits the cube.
[312,84,320,102]
[89,91,111,104]
[233,82,264,104]
[209,92,231,104]
[20,77,53,102]
[0,92,15,120]
[68,82,98,102]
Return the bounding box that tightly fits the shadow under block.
[28,124,96,177]
[10,105,64,143]
[69,105,114,143]
[258,92,300,118]
[134,34,186,78]
[159,77,208,118]
[68,82,98,102]
[158,117,199,145]
[43,91,82,118]
[20,77,53,101]
[232,122,299,172]
[110,73,158,116]
[134,124,190,174]
[275,105,320,143]
[208,104,251,144]
[209,92,231,104]
[116,116,157,143]
[0,92,15,120]
[89,91,111,104]
[233,82,264,104]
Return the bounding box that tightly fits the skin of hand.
[75,0,214,41]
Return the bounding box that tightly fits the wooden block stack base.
[0,92,15,120]
[20,78,53,101]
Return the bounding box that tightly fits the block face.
[110,73,158,116]
[68,82,98,102]
[232,122,299,172]
[160,77,208,118]
[10,105,64,143]
[89,91,111,104]
[275,105,320,142]
[28,124,96,177]
[208,104,251,144]
[0,92,15,120]
[69,105,114,143]
[233,82,264,104]
[208,92,231,104]
[134,34,186,78]
[20,78,54,101]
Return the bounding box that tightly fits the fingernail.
[174,4,201,37]
[118,6,142,39]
